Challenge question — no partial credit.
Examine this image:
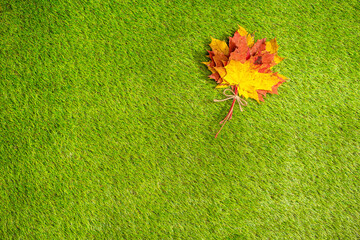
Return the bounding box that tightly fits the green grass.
[1,0,359,239]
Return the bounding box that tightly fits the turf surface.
[1,0,359,239]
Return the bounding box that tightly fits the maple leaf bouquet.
[203,26,288,137]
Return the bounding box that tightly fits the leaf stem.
[215,86,238,138]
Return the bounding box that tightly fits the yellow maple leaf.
[237,26,254,47]
[266,38,284,65]
[209,37,229,55]
[274,55,284,64]
[221,60,281,102]
[265,38,278,54]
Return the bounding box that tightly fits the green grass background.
[1,0,359,239]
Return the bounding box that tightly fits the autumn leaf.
[209,37,229,55]
[237,25,254,47]
[203,26,288,137]
[266,38,278,54]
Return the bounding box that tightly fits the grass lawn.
[1,0,359,239]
